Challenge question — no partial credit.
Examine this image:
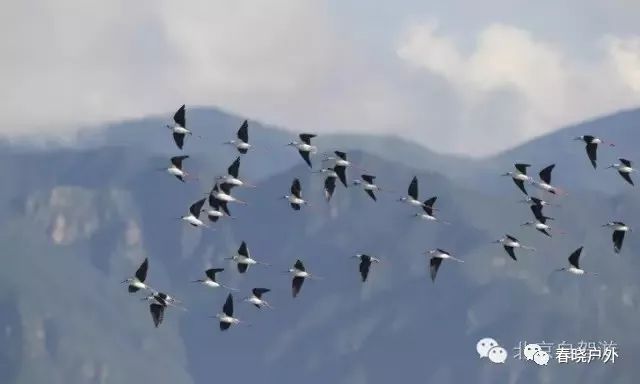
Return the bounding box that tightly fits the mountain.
[0,107,639,384]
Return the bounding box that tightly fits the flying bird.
[323,151,353,187]
[501,163,534,196]
[606,159,634,185]
[534,164,560,194]
[602,221,631,253]
[574,135,614,169]
[244,288,273,309]
[142,291,183,327]
[353,174,380,201]
[216,156,255,188]
[555,247,596,276]
[166,104,193,150]
[215,294,243,331]
[530,203,554,223]
[210,183,246,206]
[351,254,380,282]
[192,268,237,291]
[164,155,192,182]
[521,217,557,237]
[122,258,152,293]
[426,249,463,282]
[415,197,448,224]
[224,120,251,154]
[179,198,207,228]
[287,133,317,167]
[281,178,308,210]
[287,259,317,298]
[204,192,231,222]
[226,241,269,273]
[493,235,535,261]
[398,176,425,207]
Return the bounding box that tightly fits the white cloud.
[397,21,640,155]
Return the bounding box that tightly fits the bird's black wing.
[189,198,206,217]
[514,163,531,174]
[334,165,347,187]
[237,263,248,273]
[238,242,249,257]
[619,172,634,185]
[223,294,234,316]
[538,228,552,237]
[298,150,312,168]
[228,157,241,178]
[173,132,185,150]
[219,321,231,331]
[361,174,375,184]
[504,246,517,261]
[422,197,437,215]
[292,276,304,298]
[294,259,305,271]
[324,176,336,201]
[237,120,249,142]
[430,257,443,282]
[586,143,598,168]
[539,164,555,184]
[128,285,140,293]
[252,288,270,298]
[290,203,301,211]
[530,204,547,222]
[620,158,631,167]
[568,247,583,268]
[205,268,224,281]
[170,155,189,169]
[335,151,347,160]
[359,258,371,282]
[513,178,528,196]
[299,133,316,145]
[173,104,186,126]
[613,230,625,253]
[365,189,377,201]
[408,176,419,200]
[150,303,165,328]
[218,200,231,216]
[135,258,149,282]
[291,178,302,198]
[505,234,518,242]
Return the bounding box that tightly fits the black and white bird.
[210,183,246,206]
[164,155,192,182]
[574,135,614,169]
[142,291,184,326]
[323,151,352,187]
[180,198,207,228]
[224,120,251,154]
[192,268,237,291]
[351,254,380,282]
[287,260,317,298]
[122,258,153,293]
[215,294,243,331]
[287,133,317,167]
[521,217,557,237]
[534,164,560,194]
[353,174,380,201]
[530,203,554,223]
[166,104,192,150]
[426,249,463,282]
[602,221,631,253]
[493,234,535,261]
[204,191,231,222]
[281,178,308,210]
[415,197,448,224]
[243,288,273,309]
[226,241,269,273]
[555,247,595,276]
[502,163,534,195]
[606,159,634,185]
[398,176,425,207]
[216,156,254,188]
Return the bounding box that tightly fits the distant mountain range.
[0,107,638,384]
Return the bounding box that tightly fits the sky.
[2,0,640,156]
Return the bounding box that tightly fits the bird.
[534,164,559,194]
[164,155,192,182]
[215,293,243,331]
[574,135,614,169]
[226,241,269,273]
[243,288,273,309]
[224,120,251,154]
[501,163,534,196]
[122,258,153,293]
[216,156,255,188]
[166,104,193,150]
[210,183,247,206]
[204,192,231,222]
[353,174,380,201]
[192,268,237,291]
[142,291,183,328]
[606,159,634,185]
[351,254,380,282]
[426,249,463,282]
[287,259,317,298]
[493,234,535,261]
[323,151,352,187]
[281,178,308,210]
[398,176,425,207]
[555,247,596,276]
[602,221,631,253]
[287,133,317,167]
[179,198,207,228]
[143,291,183,308]
[521,217,557,237]
[415,197,448,224]
[530,203,554,223]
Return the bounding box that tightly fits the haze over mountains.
[0,107,639,384]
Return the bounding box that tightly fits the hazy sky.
[2,0,640,156]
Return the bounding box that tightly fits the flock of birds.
[122,105,635,330]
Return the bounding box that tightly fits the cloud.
[397,21,640,155]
